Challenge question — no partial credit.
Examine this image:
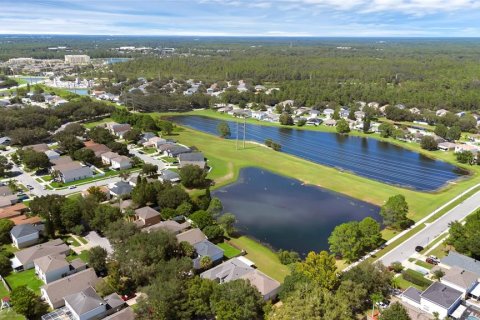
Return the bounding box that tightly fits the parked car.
[415,246,424,252]
[121,292,136,301]
[26,184,34,190]
[376,301,389,309]
[426,258,438,265]
[68,185,77,190]
[138,150,144,154]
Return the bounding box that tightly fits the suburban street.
[129,148,166,171]
[379,190,480,266]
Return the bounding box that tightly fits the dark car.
[415,246,424,252]
[426,258,438,265]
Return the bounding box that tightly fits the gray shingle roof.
[135,206,160,220]
[403,287,421,304]
[178,152,204,162]
[42,268,99,308]
[104,293,125,309]
[64,286,105,315]
[160,170,180,182]
[441,252,480,277]
[103,307,135,320]
[201,257,253,282]
[15,239,69,266]
[420,282,463,309]
[11,223,38,238]
[34,254,68,273]
[194,240,224,259]
[109,181,133,196]
[176,228,207,246]
[441,266,479,290]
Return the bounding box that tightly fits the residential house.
[438,142,457,151]
[159,170,181,183]
[111,156,132,170]
[110,124,131,138]
[0,203,28,220]
[354,110,365,120]
[0,191,17,209]
[144,136,167,148]
[34,254,86,284]
[178,152,205,169]
[41,268,100,309]
[143,220,191,234]
[201,257,281,300]
[138,132,156,145]
[24,143,49,153]
[339,108,350,119]
[309,110,321,118]
[108,181,133,198]
[454,144,479,154]
[44,150,60,160]
[176,228,207,245]
[0,186,13,197]
[251,111,267,120]
[84,141,111,157]
[192,239,224,269]
[51,157,93,183]
[64,287,106,320]
[134,206,162,228]
[101,151,120,165]
[436,109,449,117]
[401,282,464,319]
[441,252,480,277]
[324,119,337,126]
[323,108,335,118]
[10,223,40,248]
[440,267,478,295]
[11,239,70,271]
[102,307,135,320]
[103,307,135,320]
[164,145,191,157]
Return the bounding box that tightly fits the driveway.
[379,190,480,266]
[84,231,113,254]
[130,148,166,172]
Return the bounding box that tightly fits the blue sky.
[2,0,480,37]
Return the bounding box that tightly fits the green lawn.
[218,242,242,259]
[415,260,434,270]
[162,156,178,163]
[67,250,89,263]
[0,283,10,299]
[77,236,88,245]
[228,236,290,282]
[142,147,157,154]
[40,175,53,182]
[393,275,425,291]
[83,117,114,129]
[0,309,25,320]
[5,269,43,295]
[59,235,80,247]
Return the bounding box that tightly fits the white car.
[68,185,77,190]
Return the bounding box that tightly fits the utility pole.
[243,116,246,149]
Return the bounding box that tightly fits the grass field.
[218,242,242,259]
[393,275,425,291]
[0,309,24,320]
[228,236,290,282]
[5,269,43,295]
[83,117,114,129]
[67,250,89,263]
[0,282,9,299]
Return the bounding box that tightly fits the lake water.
[67,89,89,95]
[213,167,381,254]
[16,76,45,84]
[172,115,466,191]
[104,58,131,64]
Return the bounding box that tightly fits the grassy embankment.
[145,110,480,279]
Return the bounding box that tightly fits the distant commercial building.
[64,55,91,65]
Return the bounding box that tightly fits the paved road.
[379,190,480,266]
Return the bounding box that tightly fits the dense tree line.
[109,43,480,111]
[0,97,114,146]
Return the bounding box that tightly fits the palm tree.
[119,171,130,182]
[370,292,383,319]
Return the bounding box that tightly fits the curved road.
[379,190,480,266]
